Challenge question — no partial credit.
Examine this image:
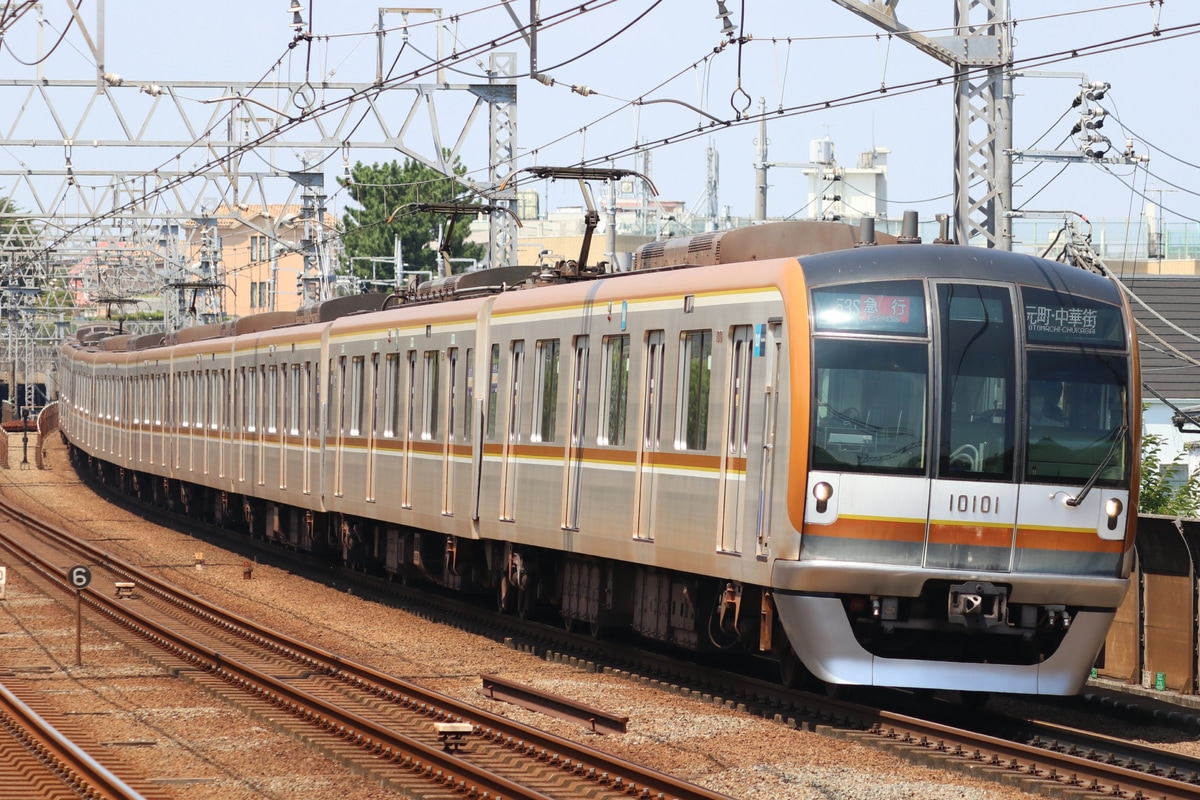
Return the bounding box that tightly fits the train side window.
[677,330,713,451]
[180,373,190,427]
[532,339,560,443]
[599,334,630,446]
[423,350,440,440]
[487,343,500,440]
[383,353,399,437]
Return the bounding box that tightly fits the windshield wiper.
[1065,423,1128,508]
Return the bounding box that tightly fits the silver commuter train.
[57,219,1139,695]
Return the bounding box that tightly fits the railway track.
[18,461,1200,800]
[0,671,165,800]
[0,491,734,800]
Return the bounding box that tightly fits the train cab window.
[1025,351,1129,484]
[812,339,927,473]
[677,330,712,451]
[532,339,560,443]
[937,284,1016,480]
[422,351,440,440]
[599,335,630,446]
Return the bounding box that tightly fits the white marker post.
[69,566,92,666]
[0,565,7,601]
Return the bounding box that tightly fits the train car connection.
[57,217,1139,695]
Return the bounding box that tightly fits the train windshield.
[811,338,927,474]
[1025,352,1128,484]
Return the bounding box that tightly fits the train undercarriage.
[72,447,781,666]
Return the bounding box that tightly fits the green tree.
[1139,429,1200,516]
[339,157,485,283]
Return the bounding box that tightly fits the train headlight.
[1104,497,1123,531]
[813,481,834,513]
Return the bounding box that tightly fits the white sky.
[4,1,1199,244]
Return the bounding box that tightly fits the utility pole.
[830,0,1012,249]
[754,98,769,221]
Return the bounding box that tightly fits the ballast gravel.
[0,436,1045,799]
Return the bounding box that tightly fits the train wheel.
[517,580,538,620]
[496,580,513,614]
[779,643,807,689]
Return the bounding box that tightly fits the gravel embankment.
[0,435,1036,799]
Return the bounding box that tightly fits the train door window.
[677,330,713,451]
[180,374,190,428]
[369,354,380,439]
[532,339,560,443]
[508,341,526,443]
[247,367,258,433]
[289,364,301,436]
[155,374,163,426]
[308,362,318,437]
[447,348,458,442]
[937,284,1016,479]
[214,371,224,431]
[406,351,417,440]
[463,347,474,442]
[643,331,665,449]
[597,335,628,448]
[384,353,399,437]
[349,356,364,436]
[812,339,928,473]
[728,326,753,456]
[198,371,209,429]
[423,350,440,440]
[268,365,279,434]
[487,343,500,439]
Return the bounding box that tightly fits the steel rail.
[0,681,148,800]
[0,491,734,800]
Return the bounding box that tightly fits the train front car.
[774,245,1138,695]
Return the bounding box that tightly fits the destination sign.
[1022,287,1124,347]
[813,280,926,335]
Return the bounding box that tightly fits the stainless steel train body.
[57,221,1139,695]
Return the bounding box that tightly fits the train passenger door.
[633,330,665,540]
[756,322,782,558]
[719,326,754,554]
[927,283,1018,573]
[562,336,588,531]
[499,340,525,521]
